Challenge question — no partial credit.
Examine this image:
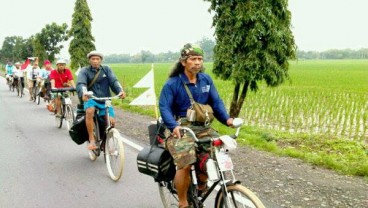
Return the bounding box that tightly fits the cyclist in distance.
[25,58,40,101]
[76,51,126,150]
[50,59,75,116]
[159,43,235,208]
[40,59,54,100]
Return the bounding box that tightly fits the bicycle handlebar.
[89,93,123,101]
[180,118,244,143]
[51,87,76,93]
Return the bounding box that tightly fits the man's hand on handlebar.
[172,126,181,139]
[118,91,126,99]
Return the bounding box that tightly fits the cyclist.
[40,60,54,100]
[50,59,75,116]
[13,62,24,92]
[5,61,14,85]
[159,43,234,208]
[76,51,126,150]
[25,58,40,101]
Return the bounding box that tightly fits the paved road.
[0,79,165,208]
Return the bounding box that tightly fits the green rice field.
[110,60,368,142]
[108,60,368,176]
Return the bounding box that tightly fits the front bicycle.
[51,87,76,130]
[86,92,125,181]
[159,118,265,208]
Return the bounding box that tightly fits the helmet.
[87,51,104,60]
[56,59,67,65]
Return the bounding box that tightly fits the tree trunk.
[229,81,250,117]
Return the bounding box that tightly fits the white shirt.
[14,67,25,77]
[26,65,40,80]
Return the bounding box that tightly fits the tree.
[206,0,296,117]
[197,37,215,62]
[68,0,96,70]
[0,36,33,63]
[34,22,68,64]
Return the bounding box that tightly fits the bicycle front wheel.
[158,181,178,208]
[55,105,63,128]
[33,86,38,102]
[19,81,23,98]
[64,104,75,130]
[215,184,265,208]
[105,128,124,181]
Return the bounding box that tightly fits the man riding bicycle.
[50,59,75,116]
[159,43,235,208]
[5,61,14,84]
[13,62,24,91]
[40,60,54,100]
[26,58,41,101]
[76,51,126,150]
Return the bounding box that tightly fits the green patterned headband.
[180,43,204,60]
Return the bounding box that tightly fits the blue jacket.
[159,72,230,131]
[76,65,123,100]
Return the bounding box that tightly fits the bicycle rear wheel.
[105,128,124,181]
[158,181,178,208]
[64,104,75,130]
[214,184,265,208]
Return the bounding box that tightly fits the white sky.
[1,0,368,58]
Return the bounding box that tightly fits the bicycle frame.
[179,119,243,207]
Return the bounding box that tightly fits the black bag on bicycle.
[137,145,176,182]
[69,115,89,145]
[68,105,89,145]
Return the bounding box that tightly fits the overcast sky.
[1,0,368,58]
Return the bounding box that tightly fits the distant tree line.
[103,37,215,63]
[297,48,368,60]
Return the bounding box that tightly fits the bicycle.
[6,75,14,91]
[158,118,265,208]
[84,91,125,181]
[51,87,76,130]
[16,76,25,98]
[33,79,43,104]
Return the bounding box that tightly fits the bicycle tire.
[214,184,265,208]
[33,86,38,102]
[37,90,41,105]
[64,104,75,130]
[55,105,63,128]
[158,181,179,208]
[105,128,125,181]
[19,80,23,98]
[88,118,100,161]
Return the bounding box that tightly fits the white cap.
[56,59,67,64]
[87,51,103,60]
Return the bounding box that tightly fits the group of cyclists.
[4,45,243,208]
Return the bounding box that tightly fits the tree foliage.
[206,0,296,117]
[68,0,96,69]
[197,37,215,61]
[33,22,68,64]
[0,36,33,63]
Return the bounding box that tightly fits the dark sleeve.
[76,68,88,98]
[159,83,178,131]
[105,66,123,95]
[208,78,230,126]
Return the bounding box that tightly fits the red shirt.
[50,68,73,88]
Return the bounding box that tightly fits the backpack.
[68,104,88,145]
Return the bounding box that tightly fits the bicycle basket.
[137,145,176,182]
